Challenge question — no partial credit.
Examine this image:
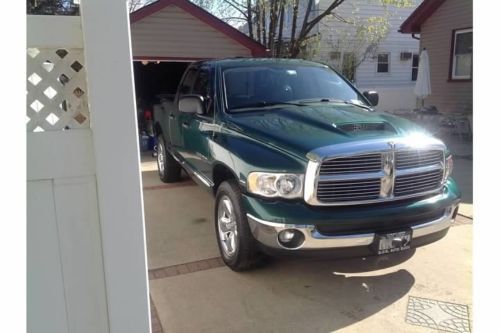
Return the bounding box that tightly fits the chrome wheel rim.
[157,140,165,176]
[217,196,238,258]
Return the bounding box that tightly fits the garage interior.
[133,61,189,105]
[133,61,189,143]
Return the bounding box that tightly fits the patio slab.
[143,184,219,269]
[150,224,472,332]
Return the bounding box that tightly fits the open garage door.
[133,60,190,152]
[133,61,189,106]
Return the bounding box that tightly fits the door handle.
[182,122,189,129]
[169,114,175,119]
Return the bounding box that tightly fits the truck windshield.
[223,65,368,111]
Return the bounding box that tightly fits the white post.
[79,1,150,332]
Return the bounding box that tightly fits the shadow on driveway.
[150,251,416,332]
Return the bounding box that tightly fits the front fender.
[210,130,307,188]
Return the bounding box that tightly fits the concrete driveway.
[141,154,472,333]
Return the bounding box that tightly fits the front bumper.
[247,205,457,251]
[243,179,461,252]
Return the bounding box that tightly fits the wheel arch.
[212,162,240,195]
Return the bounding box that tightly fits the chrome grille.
[396,150,444,169]
[317,178,381,202]
[319,153,382,175]
[394,169,443,196]
[307,139,447,206]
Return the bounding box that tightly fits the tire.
[156,134,181,183]
[215,180,264,271]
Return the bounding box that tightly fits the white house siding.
[131,5,252,59]
[314,0,423,111]
[419,0,472,114]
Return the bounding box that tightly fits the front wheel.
[215,180,264,271]
[156,135,181,183]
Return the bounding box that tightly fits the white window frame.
[451,28,472,80]
[376,52,390,74]
[411,53,419,81]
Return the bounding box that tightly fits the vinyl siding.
[315,0,422,89]
[419,0,472,114]
[131,5,251,59]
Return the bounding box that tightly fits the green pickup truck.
[153,58,460,271]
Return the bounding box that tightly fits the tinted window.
[223,65,365,111]
[178,68,197,95]
[192,68,214,116]
[192,69,210,97]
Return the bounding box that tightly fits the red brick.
[187,262,201,273]
[176,264,190,275]
[197,259,211,270]
[164,266,178,277]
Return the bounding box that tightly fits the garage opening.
[133,61,190,149]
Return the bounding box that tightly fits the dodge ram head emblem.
[387,141,396,150]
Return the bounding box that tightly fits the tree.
[318,1,413,82]
[127,0,155,13]
[201,0,412,60]
[27,0,79,15]
[323,15,391,81]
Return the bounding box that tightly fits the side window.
[192,69,210,97]
[451,28,472,80]
[178,68,197,95]
[411,54,419,81]
[377,53,390,73]
[192,68,214,117]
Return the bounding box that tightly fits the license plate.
[375,230,412,255]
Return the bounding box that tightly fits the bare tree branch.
[255,0,262,43]
[223,0,249,18]
[303,0,346,37]
[290,0,299,56]
[246,0,254,39]
[276,1,286,57]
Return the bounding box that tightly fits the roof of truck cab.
[204,58,330,69]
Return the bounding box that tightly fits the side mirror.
[178,95,205,115]
[363,91,379,107]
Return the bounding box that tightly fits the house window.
[451,28,472,79]
[377,53,390,73]
[411,54,419,81]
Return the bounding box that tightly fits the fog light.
[277,229,305,249]
[278,230,295,243]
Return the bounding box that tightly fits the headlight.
[247,172,304,198]
[443,155,453,182]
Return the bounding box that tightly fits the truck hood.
[224,104,428,159]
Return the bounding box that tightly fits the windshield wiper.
[298,98,373,111]
[229,100,306,111]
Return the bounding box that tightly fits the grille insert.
[396,150,443,169]
[319,153,382,175]
[317,178,381,203]
[394,169,443,196]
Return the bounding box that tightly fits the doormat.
[406,296,471,332]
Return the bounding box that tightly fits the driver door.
[180,66,215,178]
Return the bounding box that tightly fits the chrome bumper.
[246,206,458,250]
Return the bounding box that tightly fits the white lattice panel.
[27,47,90,131]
